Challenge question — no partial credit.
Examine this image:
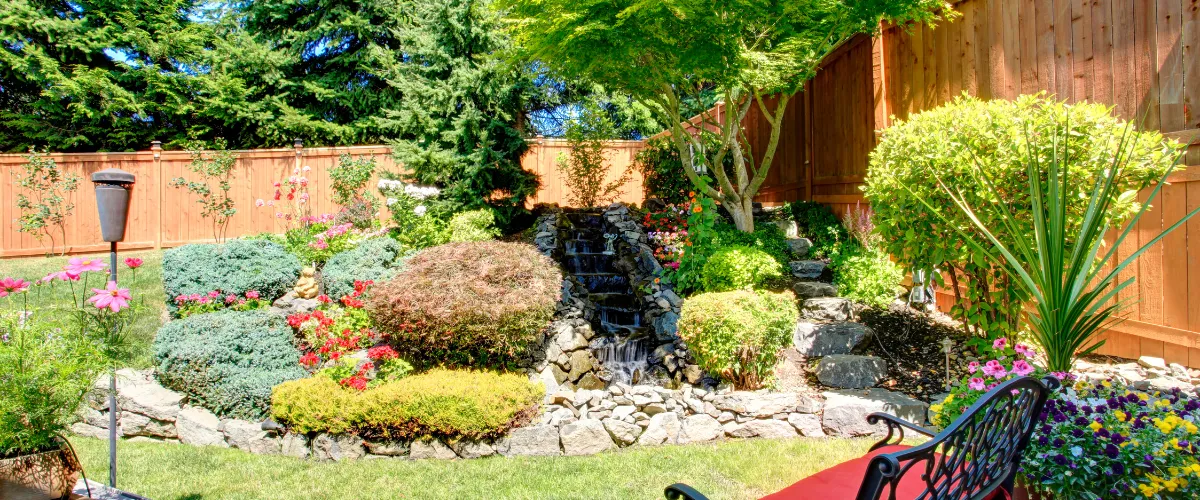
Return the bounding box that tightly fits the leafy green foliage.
[830,244,903,308]
[446,210,501,243]
[283,222,355,265]
[322,237,407,301]
[162,239,301,311]
[713,223,792,272]
[556,103,634,207]
[503,0,952,231]
[865,95,1181,340]
[670,196,719,293]
[270,369,542,440]
[330,154,378,206]
[700,246,783,292]
[367,242,560,367]
[171,139,238,243]
[634,138,695,205]
[14,149,80,256]
[153,310,307,419]
[383,0,537,230]
[912,118,1194,371]
[677,290,797,389]
[788,201,847,258]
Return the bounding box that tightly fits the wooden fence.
[0,140,645,258]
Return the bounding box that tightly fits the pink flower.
[207,290,221,299]
[967,361,980,374]
[309,239,329,250]
[246,290,261,300]
[225,294,238,304]
[983,360,1007,378]
[1013,343,1034,358]
[986,383,998,390]
[65,257,107,275]
[255,199,265,207]
[968,377,986,391]
[1011,359,1035,376]
[273,182,281,188]
[0,277,30,297]
[992,337,1008,350]
[276,212,284,219]
[87,281,132,312]
[124,257,143,269]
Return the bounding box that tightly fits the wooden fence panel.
[1,142,644,258]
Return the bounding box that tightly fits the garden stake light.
[92,167,135,488]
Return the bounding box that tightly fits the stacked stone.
[1074,356,1200,392]
[601,204,683,346]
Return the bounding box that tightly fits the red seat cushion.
[761,445,1011,500]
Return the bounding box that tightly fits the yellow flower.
[1114,410,1128,422]
[1102,380,1112,387]
[944,394,954,403]
[930,404,943,414]
[1089,421,1103,432]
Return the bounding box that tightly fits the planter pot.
[0,443,82,500]
[1012,483,1050,500]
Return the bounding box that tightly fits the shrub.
[153,310,307,419]
[864,94,1179,338]
[162,239,301,311]
[367,241,561,367]
[284,220,356,265]
[830,244,904,308]
[330,154,378,206]
[634,137,694,205]
[170,138,238,243]
[322,237,406,300]
[14,148,80,256]
[677,290,797,389]
[270,369,542,440]
[556,103,632,207]
[713,223,792,271]
[334,196,380,230]
[700,246,782,292]
[446,209,500,242]
[788,200,846,258]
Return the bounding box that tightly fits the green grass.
[71,436,874,499]
[0,250,167,367]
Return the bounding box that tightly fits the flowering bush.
[284,219,356,265]
[256,164,312,230]
[644,203,689,269]
[931,337,1044,429]
[288,280,379,367]
[379,178,446,249]
[1022,378,1200,498]
[163,239,300,313]
[315,345,413,391]
[670,194,720,292]
[173,290,268,318]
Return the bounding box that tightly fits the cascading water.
[591,336,650,385]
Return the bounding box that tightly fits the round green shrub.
[446,209,500,243]
[864,94,1180,336]
[700,245,782,292]
[270,369,542,440]
[322,237,407,299]
[153,310,307,419]
[831,244,904,308]
[713,223,793,269]
[162,239,300,308]
[367,241,561,367]
[677,290,797,389]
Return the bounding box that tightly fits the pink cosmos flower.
[968,377,986,391]
[246,290,261,300]
[0,277,30,297]
[967,361,980,374]
[1011,359,1035,377]
[65,257,107,275]
[256,199,265,207]
[1013,343,1034,358]
[124,257,144,269]
[992,337,1008,350]
[87,281,132,312]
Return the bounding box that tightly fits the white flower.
[386,197,398,206]
[302,165,312,172]
[1070,446,1082,457]
[414,205,427,216]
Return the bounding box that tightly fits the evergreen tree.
[381,0,537,227]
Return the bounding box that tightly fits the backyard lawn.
[72,436,875,499]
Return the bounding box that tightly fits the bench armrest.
[867,412,935,451]
[665,483,710,500]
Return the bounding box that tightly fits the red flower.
[299,352,320,368]
[340,376,368,391]
[340,296,364,309]
[359,361,374,373]
[367,345,398,361]
[317,295,331,304]
[124,257,144,269]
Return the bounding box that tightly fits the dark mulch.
[851,306,977,402]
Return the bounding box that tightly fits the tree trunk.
[728,197,755,232]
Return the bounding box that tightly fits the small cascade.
[592,336,651,385]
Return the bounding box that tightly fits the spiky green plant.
[912,124,1197,372]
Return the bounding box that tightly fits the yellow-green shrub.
[270,369,542,440]
[677,290,797,390]
[700,245,782,291]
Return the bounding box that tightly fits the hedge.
[322,237,407,299]
[677,290,797,390]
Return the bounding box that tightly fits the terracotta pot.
[0,444,82,500]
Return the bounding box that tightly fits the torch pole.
[108,242,118,488]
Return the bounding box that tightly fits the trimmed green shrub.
[368,241,561,367]
[322,237,407,299]
[677,290,797,390]
[446,209,500,243]
[831,244,904,308]
[787,201,846,258]
[864,94,1179,337]
[153,310,307,419]
[270,369,542,440]
[700,245,782,292]
[713,223,792,271]
[163,239,300,308]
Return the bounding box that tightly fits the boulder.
[787,413,825,437]
[773,220,800,239]
[636,412,681,446]
[790,260,827,280]
[801,298,853,322]
[814,355,888,389]
[119,412,176,439]
[364,439,409,457]
[822,389,927,437]
[247,433,282,455]
[410,439,458,460]
[1138,356,1168,370]
[71,422,107,439]
[118,382,184,422]
[560,419,616,456]
[1132,377,1194,392]
[677,415,723,444]
[793,322,871,357]
[567,350,597,382]
[787,238,813,257]
[448,439,495,459]
[218,419,261,449]
[312,433,366,461]
[496,425,561,457]
[712,392,822,416]
[793,281,838,300]
[281,432,310,459]
[653,311,680,341]
[269,291,321,317]
[175,406,226,447]
[725,419,798,439]
[602,418,643,446]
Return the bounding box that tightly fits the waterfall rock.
[175,406,226,447]
[793,281,838,299]
[653,311,680,340]
[822,389,927,437]
[496,425,562,456]
[560,419,617,456]
[814,355,888,389]
[801,298,853,322]
[312,433,365,461]
[793,322,871,357]
[567,350,597,382]
[410,439,458,460]
[637,412,681,446]
[677,415,723,444]
[787,238,813,257]
[790,260,827,279]
[602,418,643,445]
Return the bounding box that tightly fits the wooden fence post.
[152,140,162,250]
